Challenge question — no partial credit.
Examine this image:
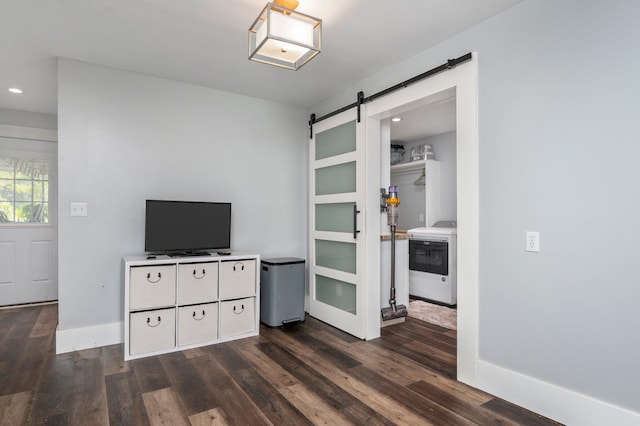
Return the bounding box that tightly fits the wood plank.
[188,407,231,426]
[131,356,172,393]
[187,354,272,425]
[29,304,58,338]
[3,306,40,340]
[227,338,300,389]
[142,387,190,426]
[348,365,475,425]
[482,398,562,425]
[0,336,50,396]
[408,379,521,425]
[310,329,494,406]
[105,370,150,426]
[279,383,351,425]
[0,310,20,342]
[27,352,75,422]
[295,315,362,344]
[67,354,109,425]
[256,341,395,425]
[260,325,361,370]
[102,343,129,376]
[370,333,456,379]
[0,390,31,425]
[300,348,435,425]
[207,344,312,426]
[158,351,221,416]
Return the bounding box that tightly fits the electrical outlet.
[526,231,539,252]
[70,202,88,217]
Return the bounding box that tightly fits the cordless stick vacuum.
[381,186,408,321]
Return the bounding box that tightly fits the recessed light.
[391,117,402,122]
[8,88,23,94]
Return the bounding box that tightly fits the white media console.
[122,253,260,360]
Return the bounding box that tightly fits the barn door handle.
[147,316,162,327]
[353,205,361,239]
[193,269,206,279]
[146,272,162,283]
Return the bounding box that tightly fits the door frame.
[364,53,479,386]
[0,123,58,306]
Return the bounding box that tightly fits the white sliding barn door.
[309,108,366,338]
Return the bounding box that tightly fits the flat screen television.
[145,200,231,255]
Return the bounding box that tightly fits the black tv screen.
[145,200,231,254]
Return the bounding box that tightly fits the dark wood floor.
[0,303,560,425]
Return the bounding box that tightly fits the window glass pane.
[315,161,356,196]
[315,120,356,160]
[315,275,356,314]
[33,181,44,201]
[32,160,49,181]
[15,180,33,202]
[15,202,31,222]
[0,157,14,179]
[315,239,356,274]
[41,203,49,223]
[0,201,13,222]
[27,203,46,223]
[0,179,12,201]
[0,152,51,224]
[14,159,32,180]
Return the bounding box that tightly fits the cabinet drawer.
[130,264,176,310]
[178,262,218,305]
[219,297,255,338]
[129,308,176,355]
[177,303,218,346]
[219,259,256,299]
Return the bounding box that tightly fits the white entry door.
[309,108,366,338]
[0,138,57,306]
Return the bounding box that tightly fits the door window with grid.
[0,153,51,224]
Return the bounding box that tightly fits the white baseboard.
[476,360,640,425]
[55,321,123,354]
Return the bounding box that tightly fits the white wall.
[0,108,57,130]
[58,59,307,333]
[310,0,640,418]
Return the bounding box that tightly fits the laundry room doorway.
[365,54,478,386]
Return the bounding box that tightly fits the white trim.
[477,360,640,426]
[55,321,122,354]
[364,116,382,339]
[0,124,57,142]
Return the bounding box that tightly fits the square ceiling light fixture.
[249,0,321,70]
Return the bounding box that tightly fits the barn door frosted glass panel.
[315,121,356,160]
[315,162,356,196]
[315,275,356,315]
[315,240,356,274]
[315,203,355,233]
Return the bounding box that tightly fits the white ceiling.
[0,0,521,117]
[390,97,456,143]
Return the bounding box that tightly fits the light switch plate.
[70,202,88,217]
